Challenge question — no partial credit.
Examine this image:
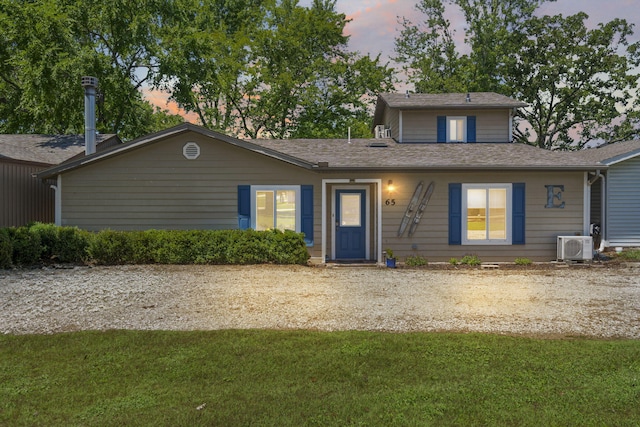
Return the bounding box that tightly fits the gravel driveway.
[1,264,639,338]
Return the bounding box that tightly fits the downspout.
[588,170,606,252]
[50,175,62,226]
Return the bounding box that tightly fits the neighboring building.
[1,134,120,227]
[577,140,640,249]
[35,92,640,263]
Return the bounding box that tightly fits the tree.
[0,0,182,139]
[395,0,640,149]
[157,0,394,138]
[507,13,640,149]
[395,0,548,94]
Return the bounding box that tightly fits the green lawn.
[1,330,639,426]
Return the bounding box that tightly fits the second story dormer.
[372,92,527,144]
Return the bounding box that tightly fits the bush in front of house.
[0,228,12,269]
[2,223,91,267]
[88,228,310,266]
[0,225,309,268]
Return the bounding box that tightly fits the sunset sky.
[299,0,640,62]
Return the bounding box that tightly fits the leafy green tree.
[157,0,394,138]
[395,0,547,94]
[0,0,182,139]
[395,0,640,149]
[506,13,640,149]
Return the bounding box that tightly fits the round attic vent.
[183,142,200,160]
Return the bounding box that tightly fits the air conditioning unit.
[557,236,593,261]
[374,125,391,139]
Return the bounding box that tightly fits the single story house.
[35,92,640,263]
[1,134,120,227]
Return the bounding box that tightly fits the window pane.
[449,118,465,142]
[340,194,361,226]
[488,189,507,239]
[276,190,297,231]
[466,189,486,240]
[256,191,274,230]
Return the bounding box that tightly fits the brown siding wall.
[402,109,510,143]
[60,134,323,257]
[1,160,55,227]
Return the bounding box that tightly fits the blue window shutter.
[512,183,525,244]
[237,185,251,229]
[449,183,462,245]
[301,185,314,246]
[466,116,476,142]
[437,116,446,143]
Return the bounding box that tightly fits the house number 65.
[385,199,396,206]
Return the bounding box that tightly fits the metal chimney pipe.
[81,76,98,156]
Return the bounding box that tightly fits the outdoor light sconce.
[387,179,396,194]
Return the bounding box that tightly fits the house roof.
[37,123,609,179]
[0,134,120,166]
[37,123,315,179]
[575,140,640,165]
[250,138,598,171]
[377,92,528,110]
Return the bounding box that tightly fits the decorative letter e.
[545,185,565,208]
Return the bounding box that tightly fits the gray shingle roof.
[36,124,613,180]
[251,139,597,170]
[575,140,640,165]
[377,92,528,109]
[0,134,119,165]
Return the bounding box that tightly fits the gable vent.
[183,142,200,160]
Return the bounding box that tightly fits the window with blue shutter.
[449,183,462,245]
[301,185,314,246]
[437,116,446,143]
[512,183,525,244]
[466,116,476,142]
[237,185,312,245]
[237,185,251,229]
[450,183,523,245]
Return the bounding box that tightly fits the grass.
[1,330,639,426]
[617,249,640,261]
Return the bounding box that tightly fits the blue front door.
[335,189,366,259]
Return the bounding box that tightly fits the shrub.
[0,228,12,269]
[449,257,459,265]
[460,255,481,266]
[406,255,428,267]
[514,257,532,265]
[1,225,309,267]
[11,227,42,266]
[87,230,135,265]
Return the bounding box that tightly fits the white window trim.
[461,183,512,245]
[447,116,467,143]
[250,185,301,232]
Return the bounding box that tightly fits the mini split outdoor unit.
[557,236,593,261]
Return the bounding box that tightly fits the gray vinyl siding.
[321,170,585,262]
[60,133,323,257]
[400,109,510,143]
[1,160,55,227]
[378,108,399,140]
[606,157,640,245]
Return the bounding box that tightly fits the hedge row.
[0,223,309,268]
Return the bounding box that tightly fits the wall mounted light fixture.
[387,179,396,194]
